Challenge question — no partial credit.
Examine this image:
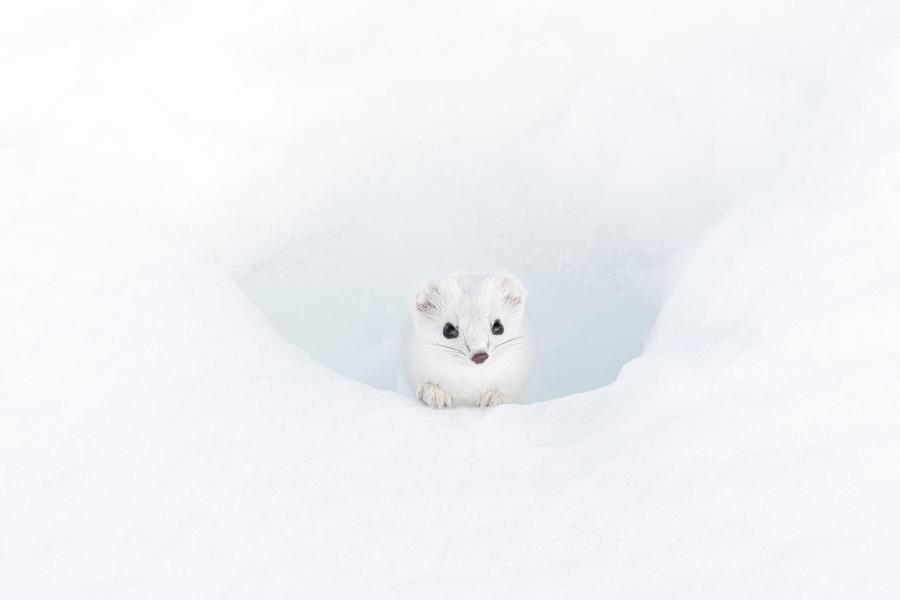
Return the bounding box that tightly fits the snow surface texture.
[3,0,900,597]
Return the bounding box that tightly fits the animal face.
[411,273,529,366]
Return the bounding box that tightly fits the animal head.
[410,272,529,365]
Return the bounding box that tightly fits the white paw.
[417,383,452,409]
[478,389,506,408]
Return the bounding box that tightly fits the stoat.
[405,272,534,409]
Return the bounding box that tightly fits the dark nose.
[471,352,489,364]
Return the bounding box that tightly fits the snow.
[3,0,900,597]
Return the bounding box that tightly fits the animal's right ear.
[414,280,443,318]
[492,272,527,311]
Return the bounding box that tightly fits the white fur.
[405,272,534,409]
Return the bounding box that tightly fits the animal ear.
[492,272,527,311]
[414,280,443,317]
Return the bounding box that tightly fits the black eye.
[443,323,459,339]
[491,319,504,335]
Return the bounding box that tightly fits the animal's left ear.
[414,280,444,318]
[492,272,527,311]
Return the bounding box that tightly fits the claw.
[417,383,452,409]
[478,389,505,408]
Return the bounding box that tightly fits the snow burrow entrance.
[239,192,717,401]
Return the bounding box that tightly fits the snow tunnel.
[239,182,728,402]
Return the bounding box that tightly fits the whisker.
[493,335,532,351]
[429,342,459,350]
[433,348,464,356]
[427,343,468,360]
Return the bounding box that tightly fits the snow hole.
[239,201,711,401]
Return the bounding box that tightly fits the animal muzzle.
[470,352,489,364]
